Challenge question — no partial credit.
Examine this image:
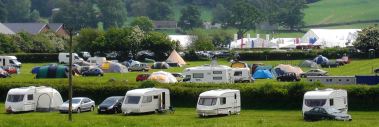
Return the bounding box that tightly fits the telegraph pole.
[68,27,73,121]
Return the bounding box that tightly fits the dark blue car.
[81,68,104,76]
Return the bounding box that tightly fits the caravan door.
[37,93,51,111]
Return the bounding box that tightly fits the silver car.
[59,97,95,113]
[300,69,328,78]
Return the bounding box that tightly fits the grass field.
[1,104,379,127]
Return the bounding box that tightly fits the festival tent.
[230,38,277,49]
[148,71,177,83]
[314,55,329,64]
[253,70,273,79]
[166,50,187,66]
[151,62,170,69]
[35,64,68,79]
[299,60,319,68]
[301,29,361,48]
[100,61,128,73]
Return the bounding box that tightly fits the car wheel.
[77,108,81,113]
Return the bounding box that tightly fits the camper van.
[302,88,348,114]
[58,53,84,64]
[87,57,107,65]
[5,86,63,113]
[197,89,241,117]
[183,65,251,83]
[121,88,171,114]
[0,56,22,67]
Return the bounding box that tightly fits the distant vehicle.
[300,69,328,78]
[79,52,91,60]
[59,97,95,113]
[0,69,10,78]
[321,61,340,68]
[277,72,301,82]
[1,66,18,74]
[304,107,352,121]
[197,89,241,117]
[129,63,150,72]
[171,73,184,82]
[98,96,124,114]
[87,57,106,65]
[136,73,150,82]
[0,56,22,67]
[58,53,83,64]
[81,68,104,77]
[121,88,171,114]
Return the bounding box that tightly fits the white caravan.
[183,65,251,83]
[5,86,63,113]
[232,68,252,83]
[87,57,107,65]
[121,88,170,114]
[302,88,348,114]
[197,89,241,117]
[58,53,84,64]
[0,56,22,67]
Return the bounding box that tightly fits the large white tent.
[270,38,300,49]
[230,38,277,49]
[301,29,361,48]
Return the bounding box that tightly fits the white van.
[87,57,107,65]
[197,89,241,117]
[58,53,83,64]
[5,86,63,113]
[121,88,170,115]
[0,56,22,67]
[302,88,348,114]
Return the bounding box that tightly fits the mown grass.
[0,104,378,127]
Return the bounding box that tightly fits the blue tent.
[253,70,273,79]
[314,55,329,64]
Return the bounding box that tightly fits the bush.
[6,53,59,63]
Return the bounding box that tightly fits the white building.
[301,29,361,48]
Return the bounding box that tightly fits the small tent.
[148,71,177,83]
[35,64,68,79]
[100,61,128,73]
[272,64,303,77]
[151,62,170,69]
[231,61,248,68]
[253,70,273,79]
[314,55,329,64]
[299,60,319,68]
[166,50,187,66]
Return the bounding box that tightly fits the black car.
[81,68,104,76]
[277,73,300,82]
[304,107,352,121]
[97,96,124,114]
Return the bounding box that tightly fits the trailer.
[302,88,348,114]
[197,89,241,117]
[5,86,63,113]
[307,76,356,85]
[121,88,170,114]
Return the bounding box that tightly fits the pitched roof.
[3,23,48,35]
[48,23,64,32]
[0,23,15,34]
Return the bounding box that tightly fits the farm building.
[301,29,361,48]
[2,23,50,35]
[307,76,356,85]
[0,23,15,34]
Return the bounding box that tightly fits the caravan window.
[234,71,242,76]
[220,97,226,105]
[213,71,222,74]
[142,96,152,103]
[125,96,141,104]
[27,94,33,100]
[330,99,334,106]
[213,77,222,80]
[7,95,24,102]
[304,99,326,107]
[153,96,159,99]
[193,73,204,78]
[198,98,217,106]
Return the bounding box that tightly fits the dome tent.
[148,71,177,83]
[100,61,128,73]
[151,62,170,69]
[253,70,273,79]
[35,64,68,79]
[299,60,319,68]
[314,55,329,64]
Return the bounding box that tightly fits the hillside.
[303,0,379,28]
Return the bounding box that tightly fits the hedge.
[0,81,379,110]
[3,53,59,63]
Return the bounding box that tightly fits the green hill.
[303,0,379,28]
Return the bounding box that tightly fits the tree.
[31,0,55,17]
[126,0,173,20]
[76,28,105,55]
[130,16,154,32]
[0,0,7,22]
[212,4,228,25]
[189,29,214,51]
[276,0,307,30]
[97,0,127,28]
[223,0,261,39]
[209,29,233,49]
[127,26,145,58]
[30,9,40,22]
[178,5,203,30]
[143,32,176,60]
[354,25,379,52]
[4,0,33,22]
[0,34,18,53]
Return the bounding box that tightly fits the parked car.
[300,69,328,78]
[321,61,340,68]
[277,73,300,82]
[98,96,124,114]
[171,73,184,82]
[304,107,352,121]
[136,73,150,82]
[1,66,18,74]
[0,69,10,78]
[81,68,104,76]
[59,97,95,113]
[129,63,150,72]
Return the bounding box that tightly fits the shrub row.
[3,53,59,63]
[0,81,378,110]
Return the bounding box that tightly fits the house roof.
[3,23,48,35]
[48,23,64,32]
[0,23,15,34]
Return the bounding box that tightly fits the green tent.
[36,64,68,79]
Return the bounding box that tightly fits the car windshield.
[198,97,217,106]
[64,98,81,104]
[305,99,326,107]
[101,97,118,105]
[7,95,24,102]
[125,96,141,104]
